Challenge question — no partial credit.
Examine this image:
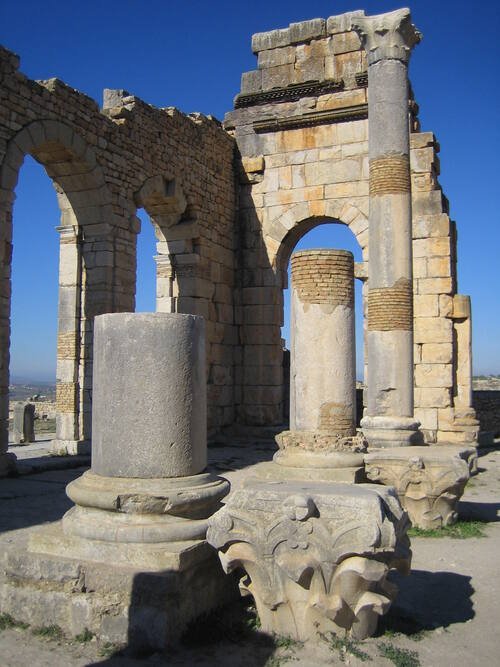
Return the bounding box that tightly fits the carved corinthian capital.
[351,8,422,65]
[208,479,411,640]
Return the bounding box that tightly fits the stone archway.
[134,174,198,315]
[238,202,368,428]
[0,119,115,459]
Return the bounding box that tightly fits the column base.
[50,439,91,456]
[0,451,16,477]
[208,478,411,640]
[274,429,366,477]
[364,445,476,529]
[63,470,230,544]
[0,468,237,650]
[1,523,238,651]
[360,416,421,448]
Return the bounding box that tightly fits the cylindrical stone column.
[290,249,356,435]
[275,250,365,477]
[63,312,228,545]
[352,9,422,448]
[92,312,206,477]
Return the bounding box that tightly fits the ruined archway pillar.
[0,189,16,475]
[351,9,422,447]
[51,224,84,455]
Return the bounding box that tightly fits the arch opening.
[0,120,115,455]
[135,208,158,313]
[9,156,59,446]
[280,219,365,429]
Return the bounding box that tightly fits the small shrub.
[32,624,64,640]
[98,641,121,657]
[74,627,94,643]
[0,613,29,631]
[320,631,371,662]
[378,642,420,667]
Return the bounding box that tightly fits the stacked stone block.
[228,11,476,446]
[410,133,478,443]
[226,12,372,428]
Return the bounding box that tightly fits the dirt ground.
[0,442,499,667]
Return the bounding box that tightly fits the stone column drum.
[61,312,226,545]
[352,9,422,447]
[275,250,365,479]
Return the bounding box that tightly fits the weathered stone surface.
[327,11,366,35]
[1,528,237,651]
[92,313,206,478]
[289,19,326,44]
[364,445,476,529]
[208,478,411,640]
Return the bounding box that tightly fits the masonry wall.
[226,11,475,444]
[0,46,236,447]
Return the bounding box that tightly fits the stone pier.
[1,313,236,650]
[352,9,422,448]
[275,250,365,481]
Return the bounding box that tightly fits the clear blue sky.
[1,1,499,381]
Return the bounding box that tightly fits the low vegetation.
[0,613,29,631]
[408,519,487,539]
[31,624,64,640]
[378,642,420,667]
[319,631,371,662]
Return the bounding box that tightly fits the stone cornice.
[234,79,344,109]
[253,104,368,133]
[350,8,421,66]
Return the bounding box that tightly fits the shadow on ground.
[382,569,474,636]
[88,598,276,667]
[458,500,500,522]
[0,468,86,534]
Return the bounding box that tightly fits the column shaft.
[352,9,422,447]
[290,250,356,435]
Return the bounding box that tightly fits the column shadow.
[380,569,474,636]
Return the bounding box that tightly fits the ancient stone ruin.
[0,6,480,650]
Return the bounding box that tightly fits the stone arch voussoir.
[1,120,112,230]
[266,200,368,280]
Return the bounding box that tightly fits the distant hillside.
[9,381,56,402]
[473,376,500,390]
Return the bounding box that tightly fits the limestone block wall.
[228,11,475,444]
[0,45,236,450]
[225,13,371,427]
[410,133,477,443]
